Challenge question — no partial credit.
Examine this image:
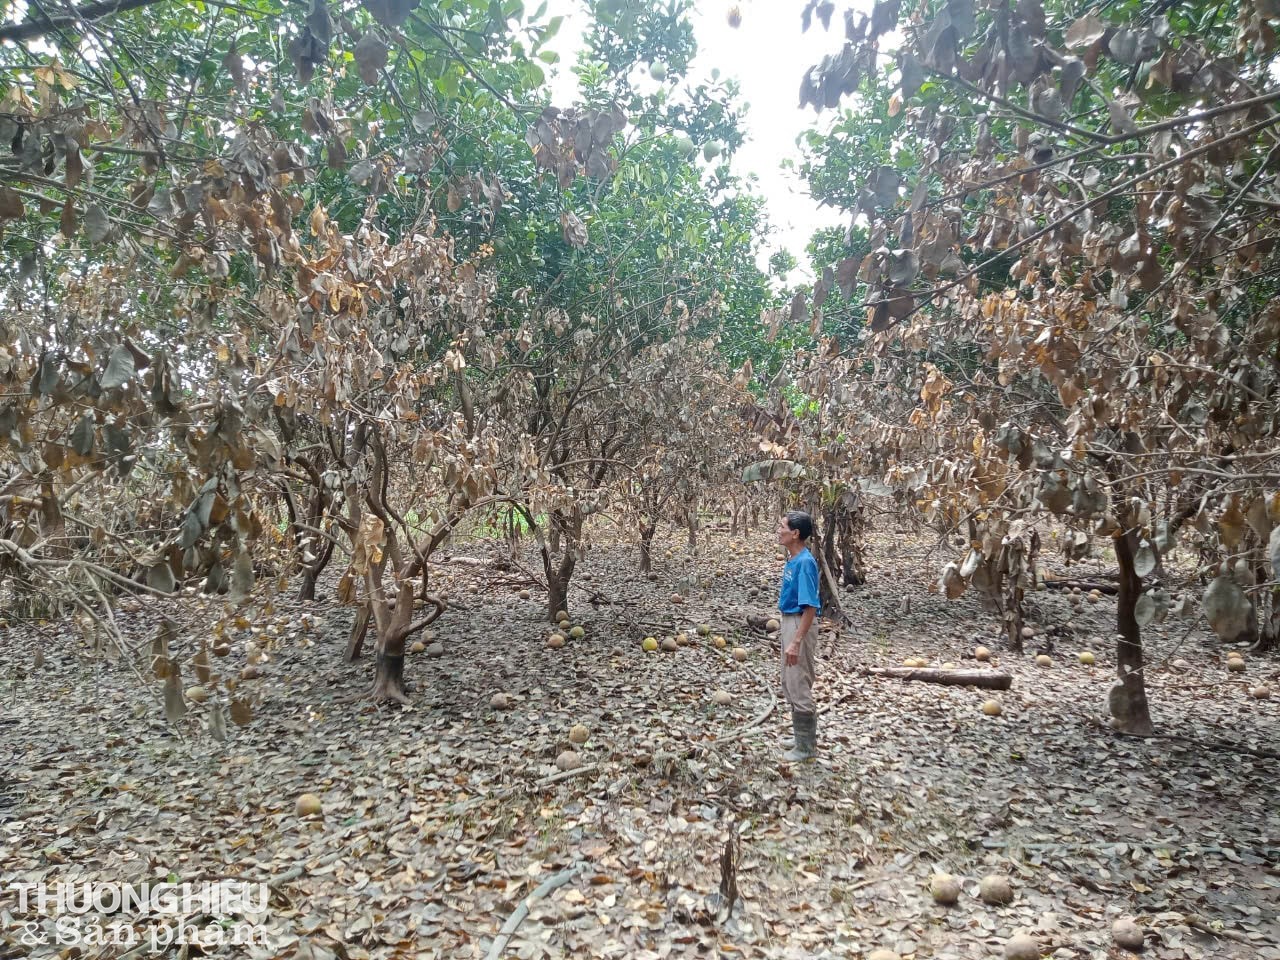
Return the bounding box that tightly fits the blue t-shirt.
[779,547,821,616]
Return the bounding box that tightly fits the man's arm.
[786,605,816,666]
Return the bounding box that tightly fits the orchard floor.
[2,525,1278,960]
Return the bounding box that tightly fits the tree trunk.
[639,521,656,574]
[545,546,575,622]
[371,647,408,703]
[1260,585,1280,652]
[347,602,371,661]
[1111,532,1155,735]
[686,502,698,553]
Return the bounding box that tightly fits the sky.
[544,1,853,282]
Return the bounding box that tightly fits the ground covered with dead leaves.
[2,524,1278,960]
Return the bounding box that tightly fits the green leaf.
[537,50,559,64]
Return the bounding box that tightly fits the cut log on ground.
[863,667,1013,690]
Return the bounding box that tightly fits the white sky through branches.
[546,1,856,284]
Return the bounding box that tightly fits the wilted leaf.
[101,345,136,390]
[230,546,254,602]
[940,561,966,598]
[71,415,95,456]
[354,31,388,84]
[1065,12,1105,49]
[741,460,807,483]
[60,198,77,238]
[208,700,228,742]
[1202,575,1250,640]
[84,203,111,244]
[163,671,186,723]
[899,52,924,99]
[0,186,24,220]
[193,641,212,685]
[230,699,253,726]
[887,250,919,285]
[1107,99,1138,135]
[1220,500,1246,549]
[1133,543,1156,578]
[147,562,176,594]
[835,256,860,298]
[561,210,588,248]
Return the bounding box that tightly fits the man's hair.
[785,510,814,541]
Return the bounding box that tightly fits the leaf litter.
[1,526,1277,959]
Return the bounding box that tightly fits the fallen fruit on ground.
[185,685,208,703]
[765,617,780,631]
[1078,651,1095,665]
[1112,917,1145,951]
[555,610,569,623]
[982,699,1003,716]
[295,793,322,817]
[570,626,585,639]
[675,632,688,646]
[712,690,732,705]
[661,637,678,652]
[929,873,960,906]
[1252,686,1271,699]
[670,593,683,604]
[713,635,727,648]
[979,874,1014,904]
[697,624,711,636]
[555,750,581,772]
[569,723,589,744]
[489,692,510,710]
[519,590,530,600]
[1021,625,1035,639]
[642,637,658,652]
[410,640,425,653]
[1036,654,1052,667]
[975,646,991,661]
[1228,658,1246,672]
[547,634,565,649]
[732,647,748,661]
[1004,932,1039,960]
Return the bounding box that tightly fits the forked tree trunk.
[1111,532,1155,735]
[638,521,656,574]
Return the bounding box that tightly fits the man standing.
[776,510,821,762]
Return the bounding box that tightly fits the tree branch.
[1,0,165,44]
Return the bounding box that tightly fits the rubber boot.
[782,711,816,762]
